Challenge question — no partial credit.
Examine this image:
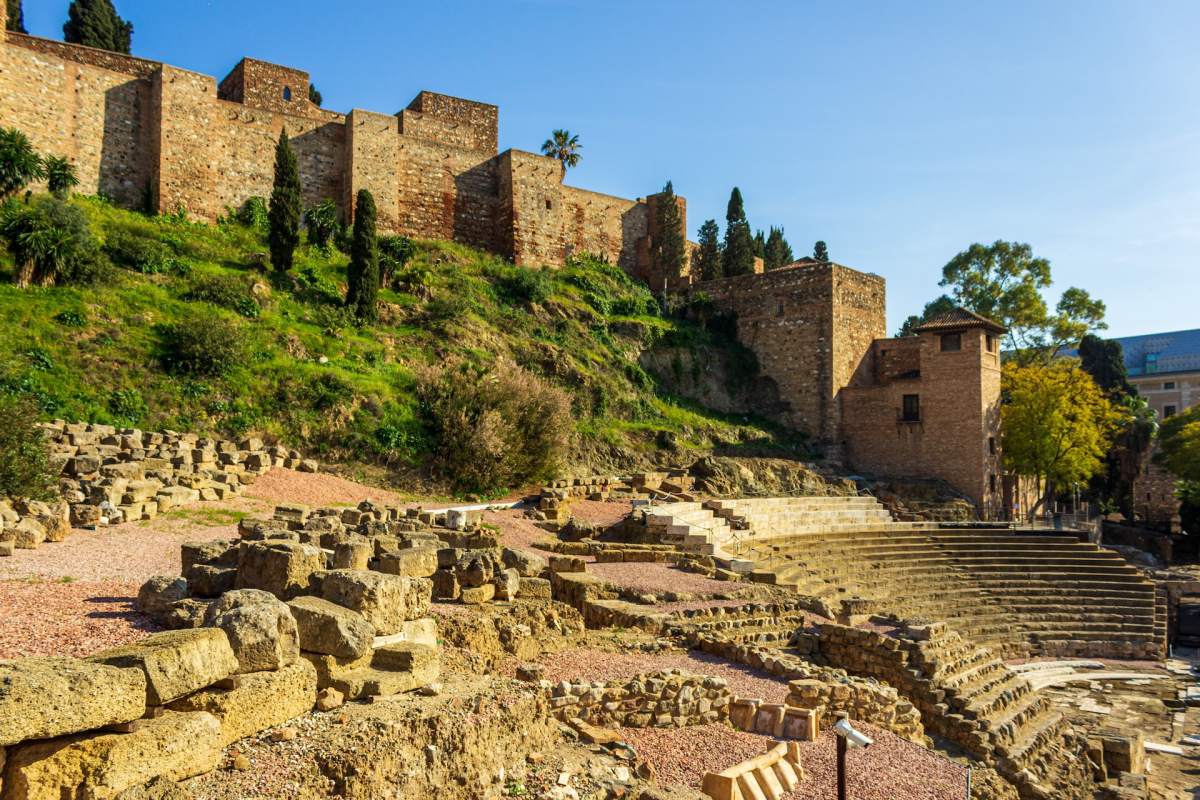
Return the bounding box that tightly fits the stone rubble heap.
[0,421,319,557]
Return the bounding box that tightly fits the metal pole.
[837,735,847,800]
[966,765,972,800]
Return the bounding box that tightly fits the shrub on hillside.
[378,235,415,287]
[0,127,44,199]
[160,309,247,377]
[183,273,261,318]
[235,196,269,232]
[0,394,55,501]
[304,199,340,252]
[416,361,572,496]
[104,227,179,274]
[493,265,552,306]
[1,196,108,286]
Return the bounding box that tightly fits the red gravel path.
[621,722,966,800]
[484,508,553,551]
[518,647,791,703]
[0,579,159,659]
[587,562,732,596]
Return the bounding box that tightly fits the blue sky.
[21,1,1200,336]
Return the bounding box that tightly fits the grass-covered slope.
[0,195,801,494]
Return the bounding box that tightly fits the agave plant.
[304,198,340,252]
[44,156,80,200]
[0,127,45,199]
[540,129,581,181]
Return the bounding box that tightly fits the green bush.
[493,266,552,306]
[1,196,108,286]
[304,199,340,252]
[0,394,55,501]
[0,127,44,199]
[416,361,572,496]
[235,196,269,232]
[44,156,79,200]
[104,228,179,274]
[183,273,261,318]
[108,388,148,425]
[54,309,86,327]
[378,235,415,287]
[160,309,247,377]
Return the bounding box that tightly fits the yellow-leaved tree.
[1001,361,1127,517]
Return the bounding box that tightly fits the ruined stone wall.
[394,136,500,251]
[544,669,730,728]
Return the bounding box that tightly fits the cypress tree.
[693,219,722,282]
[764,226,794,270]
[651,181,686,282]
[346,189,379,323]
[721,187,755,276]
[813,240,830,263]
[753,229,766,259]
[308,83,323,107]
[7,0,27,33]
[267,130,302,273]
[63,0,133,54]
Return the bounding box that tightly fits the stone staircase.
[818,623,1098,800]
[750,528,1163,661]
[644,496,931,561]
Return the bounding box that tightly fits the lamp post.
[832,717,873,800]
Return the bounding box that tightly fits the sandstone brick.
[89,628,239,705]
[166,660,317,746]
[0,658,145,747]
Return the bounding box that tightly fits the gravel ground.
[620,722,967,799]
[566,499,634,526]
[244,468,406,508]
[587,562,732,596]
[518,647,792,703]
[0,579,159,659]
[484,508,553,551]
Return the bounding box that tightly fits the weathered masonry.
[0,10,687,282]
[686,267,1004,513]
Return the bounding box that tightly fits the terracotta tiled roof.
[913,307,1007,334]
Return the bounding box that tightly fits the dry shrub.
[416,360,572,496]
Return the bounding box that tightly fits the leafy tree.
[0,196,106,286]
[1001,361,1127,517]
[938,240,1105,364]
[1078,333,1132,396]
[0,127,44,199]
[764,226,793,270]
[304,198,339,252]
[721,187,755,276]
[0,394,55,501]
[753,229,766,259]
[63,0,133,54]
[1156,404,1200,484]
[308,83,323,107]
[813,240,829,263]
[267,130,302,273]
[345,189,379,323]
[540,129,581,180]
[693,218,722,282]
[7,0,26,33]
[43,156,79,200]
[897,294,956,337]
[650,181,686,282]
[378,234,414,288]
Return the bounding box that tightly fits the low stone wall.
[543,669,730,728]
[689,633,924,744]
[534,471,695,524]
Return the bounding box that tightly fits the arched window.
[283,86,292,102]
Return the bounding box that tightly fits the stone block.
[0,658,146,747]
[186,565,236,598]
[235,541,326,599]
[494,567,521,600]
[377,546,438,578]
[1,710,221,800]
[203,592,299,674]
[89,628,239,706]
[287,596,374,659]
[136,576,189,620]
[181,540,238,574]
[332,538,372,570]
[517,577,552,600]
[502,547,547,577]
[321,570,431,635]
[167,660,317,746]
[461,584,496,604]
[11,518,45,549]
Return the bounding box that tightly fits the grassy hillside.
[0,195,802,495]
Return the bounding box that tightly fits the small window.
[901,394,920,422]
[1165,405,1177,418]
[988,436,996,455]
[989,475,997,493]
[1164,381,1176,390]
[940,333,962,352]
[1146,353,1159,374]
[282,86,292,102]
[545,199,552,210]
[776,302,785,317]
[986,334,997,353]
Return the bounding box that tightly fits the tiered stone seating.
[751,526,1163,660]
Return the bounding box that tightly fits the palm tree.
[540,129,581,181]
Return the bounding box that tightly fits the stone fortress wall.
[0,12,683,284]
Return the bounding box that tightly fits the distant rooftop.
[1108,328,1200,377]
[914,307,1007,334]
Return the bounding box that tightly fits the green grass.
[0,194,803,492]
